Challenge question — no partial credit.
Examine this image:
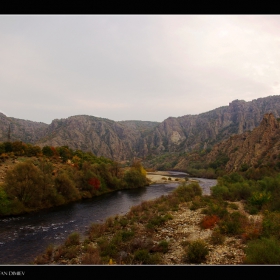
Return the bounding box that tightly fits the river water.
[0,174,216,264]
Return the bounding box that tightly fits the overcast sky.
[1,15,280,124]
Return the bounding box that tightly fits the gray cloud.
[1,15,280,123]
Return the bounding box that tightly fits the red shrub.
[88,177,101,190]
[200,215,220,229]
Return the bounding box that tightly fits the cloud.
[1,15,280,123]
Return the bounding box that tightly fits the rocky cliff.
[0,113,48,144]
[140,96,280,158]
[2,95,280,163]
[204,113,280,172]
[36,116,159,161]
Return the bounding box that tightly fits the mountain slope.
[140,96,280,158]
[36,115,159,161]
[0,113,48,143]
[2,95,280,162]
[204,113,280,173]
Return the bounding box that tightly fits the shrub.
[81,246,101,264]
[146,214,173,229]
[209,230,225,245]
[249,191,271,210]
[64,245,80,259]
[133,249,150,264]
[190,196,206,211]
[97,237,117,258]
[184,239,209,263]
[118,230,134,242]
[173,182,202,202]
[219,212,247,235]
[158,240,169,253]
[241,220,262,242]
[200,215,220,229]
[244,238,280,264]
[262,212,280,239]
[64,232,80,247]
[124,168,147,188]
[211,185,230,199]
[204,201,228,219]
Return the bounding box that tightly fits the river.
[0,173,216,264]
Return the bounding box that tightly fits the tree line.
[0,141,149,216]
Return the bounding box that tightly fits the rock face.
[0,113,48,144]
[203,113,280,172]
[139,96,280,158]
[36,116,159,161]
[2,95,280,162]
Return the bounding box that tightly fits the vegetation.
[33,168,280,265]
[34,182,203,265]
[0,141,149,216]
[183,239,209,263]
[7,136,280,265]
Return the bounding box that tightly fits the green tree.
[42,146,54,157]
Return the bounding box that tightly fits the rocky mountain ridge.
[204,113,280,173]
[2,95,280,162]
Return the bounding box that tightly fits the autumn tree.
[37,159,56,206]
[54,172,80,202]
[4,161,44,208]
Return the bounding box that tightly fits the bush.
[124,168,147,188]
[190,196,206,211]
[184,239,209,263]
[244,238,280,264]
[133,249,151,264]
[200,215,220,229]
[219,212,247,235]
[64,232,80,247]
[262,212,280,239]
[249,191,271,210]
[158,240,169,253]
[81,246,101,264]
[146,214,173,229]
[173,182,202,202]
[209,230,225,245]
[204,201,228,219]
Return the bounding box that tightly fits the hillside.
[172,113,280,177]
[2,95,280,163]
[140,96,280,158]
[204,113,280,173]
[0,113,48,144]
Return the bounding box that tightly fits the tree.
[37,159,56,206]
[4,161,44,208]
[54,172,80,201]
[42,146,54,157]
